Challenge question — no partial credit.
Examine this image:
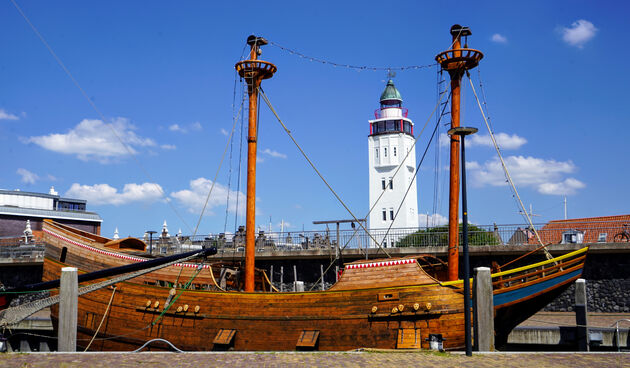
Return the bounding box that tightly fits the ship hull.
[41,220,587,351]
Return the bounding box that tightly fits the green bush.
[396,224,500,247]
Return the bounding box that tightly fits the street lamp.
[448,126,478,356]
[146,230,157,255]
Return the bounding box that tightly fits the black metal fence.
[146,222,627,254]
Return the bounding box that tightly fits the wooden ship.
[6,25,589,351]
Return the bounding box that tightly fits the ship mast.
[235,36,277,292]
[435,25,483,281]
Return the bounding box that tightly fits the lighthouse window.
[390,209,395,221]
[384,148,388,157]
[382,209,387,221]
[388,178,393,190]
[403,122,412,134]
[381,179,386,190]
[386,120,395,131]
[393,147,397,156]
[375,148,379,159]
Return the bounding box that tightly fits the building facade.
[367,80,419,246]
[0,187,102,238]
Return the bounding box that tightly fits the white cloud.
[440,132,526,150]
[418,213,448,227]
[0,109,19,121]
[220,128,229,136]
[161,144,176,150]
[491,33,508,44]
[170,177,246,215]
[17,168,39,184]
[469,133,527,150]
[538,178,586,195]
[26,118,155,163]
[561,20,597,49]
[261,148,287,159]
[65,182,164,205]
[169,122,203,134]
[469,155,585,195]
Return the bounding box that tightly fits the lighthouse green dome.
[380,79,402,102]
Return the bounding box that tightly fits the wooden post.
[575,278,589,351]
[280,266,284,292]
[269,265,274,292]
[293,265,298,292]
[473,267,494,351]
[320,264,325,291]
[58,267,78,352]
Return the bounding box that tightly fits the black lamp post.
[146,230,157,255]
[448,126,478,356]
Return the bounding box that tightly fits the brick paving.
[1,351,628,368]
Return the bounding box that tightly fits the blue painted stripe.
[493,269,582,307]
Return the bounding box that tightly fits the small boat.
[9,25,589,351]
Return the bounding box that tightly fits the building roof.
[0,205,102,222]
[534,214,630,244]
[380,79,402,102]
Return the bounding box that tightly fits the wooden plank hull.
[40,221,587,351]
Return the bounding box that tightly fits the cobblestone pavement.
[1,351,629,368]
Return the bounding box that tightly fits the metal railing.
[0,244,45,262]
[146,222,628,254]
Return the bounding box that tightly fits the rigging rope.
[376,92,451,253]
[10,0,193,233]
[467,74,552,260]
[307,87,451,290]
[190,95,246,239]
[83,286,117,351]
[0,250,205,329]
[258,87,391,258]
[269,41,437,72]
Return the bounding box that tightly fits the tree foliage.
[396,224,500,247]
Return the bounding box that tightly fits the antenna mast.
[235,35,277,292]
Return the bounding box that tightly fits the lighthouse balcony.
[374,107,408,119]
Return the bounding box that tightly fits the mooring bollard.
[293,265,298,292]
[269,265,274,292]
[58,267,78,352]
[280,266,284,292]
[473,267,494,351]
[575,278,589,351]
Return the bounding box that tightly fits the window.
[389,178,393,190]
[381,179,386,190]
[393,147,397,156]
[597,233,607,243]
[382,210,387,221]
[384,147,388,157]
[390,209,395,221]
[561,230,584,244]
[375,148,379,159]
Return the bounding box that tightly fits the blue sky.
[1,1,627,238]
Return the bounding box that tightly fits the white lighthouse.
[368,80,419,245]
